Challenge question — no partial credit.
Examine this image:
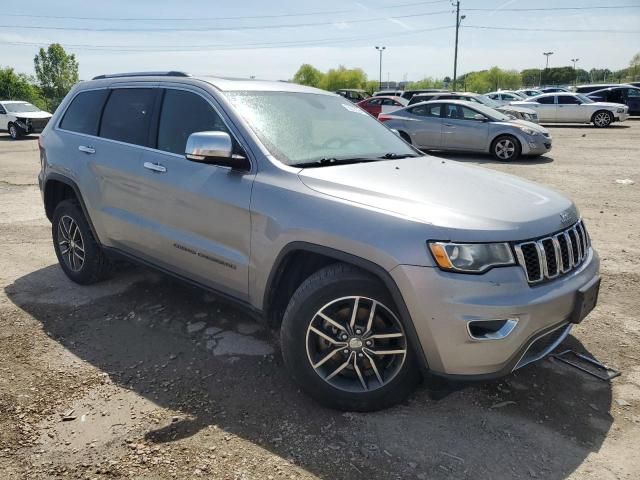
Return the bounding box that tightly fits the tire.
[280,263,420,411]
[399,131,412,144]
[52,200,111,285]
[491,134,521,161]
[8,123,21,140]
[592,110,613,128]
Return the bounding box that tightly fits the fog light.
[529,142,537,149]
[467,318,518,340]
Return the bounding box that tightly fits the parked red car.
[356,96,408,117]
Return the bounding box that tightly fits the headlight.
[617,108,624,113]
[516,125,538,136]
[428,242,515,273]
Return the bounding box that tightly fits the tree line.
[1,44,79,112]
[293,53,640,94]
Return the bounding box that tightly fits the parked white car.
[0,101,52,139]
[486,91,527,106]
[511,92,629,127]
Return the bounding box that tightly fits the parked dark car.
[539,87,571,93]
[587,86,640,115]
[335,89,369,103]
[574,84,621,94]
[400,89,447,101]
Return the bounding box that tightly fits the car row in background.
[379,99,551,161]
[407,91,539,123]
[586,85,640,115]
[356,95,408,116]
[511,92,630,127]
[0,101,52,139]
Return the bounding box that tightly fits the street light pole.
[542,51,554,86]
[452,1,465,91]
[570,58,579,86]
[375,46,386,90]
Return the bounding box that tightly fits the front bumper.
[614,111,629,122]
[521,134,552,155]
[391,248,599,377]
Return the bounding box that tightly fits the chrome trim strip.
[536,240,548,278]
[564,231,574,268]
[467,318,519,341]
[551,235,563,273]
[513,323,572,371]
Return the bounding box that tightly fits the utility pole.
[375,46,386,90]
[452,1,465,91]
[542,51,553,86]
[570,58,579,86]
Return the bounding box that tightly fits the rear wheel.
[491,135,521,161]
[280,263,420,411]
[52,200,111,284]
[592,110,613,128]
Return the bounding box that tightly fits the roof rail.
[91,71,191,80]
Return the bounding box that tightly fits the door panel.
[556,95,583,121]
[405,104,442,148]
[531,97,557,122]
[442,104,489,151]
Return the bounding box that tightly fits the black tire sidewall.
[52,200,105,285]
[280,266,419,411]
[491,134,521,161]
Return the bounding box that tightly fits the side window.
[367,98,382,106]
[445,104,460,118]
[157,89,228,155]
[410,104,441,117]
[381,98,396,105]
[460,106,480,120]
[99,88,156,146]
[0,104,6,114]
[627,89,640,98]
[59,89,108,135]
[537,96,555,105]
[488,94,499,100]
[557,95,580,105]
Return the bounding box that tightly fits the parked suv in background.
[39,72,600,411]
[0,101,52,139]
[587,86,640,116]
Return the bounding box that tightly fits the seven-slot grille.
[514,220,590,284]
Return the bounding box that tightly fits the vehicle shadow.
[542,124,630,129]
[5,264,614,479]
[0,133,39,141]
[426,150,554,166]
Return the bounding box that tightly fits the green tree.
[0,67,47,110]
[627,52,640,81]
[318,65,368,91]
[292,64,324,88]
[405,77,444,90]
[34,43,79,110]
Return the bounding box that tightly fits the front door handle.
[143,162,167,173]
[444,123,454,127]
[78,145,95,154]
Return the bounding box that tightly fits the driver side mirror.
[473,114,488,122]
[185,131,249,170]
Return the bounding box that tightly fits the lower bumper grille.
[514,323,572,370]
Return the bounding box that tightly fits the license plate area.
[569,276,600,324]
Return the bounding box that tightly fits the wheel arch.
[43,174,100,241]
[591,109,613,123]
[263,241,429,374]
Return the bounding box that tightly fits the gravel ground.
[0,121,639,479]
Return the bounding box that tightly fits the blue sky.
[1,0,639,81]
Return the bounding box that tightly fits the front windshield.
[575,93,594,103]
[4,102,40,113]
[225,91,417,166]
[473,95,501,109]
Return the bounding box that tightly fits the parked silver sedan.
[380,100,552,161]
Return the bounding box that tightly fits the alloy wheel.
[305,296,407,393]
[9,125,18,139]
[594,112,611,127]
[57,215,85,272]
[495,139,515,160]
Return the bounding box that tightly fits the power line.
[1,1,450,22]
[0,10,453,32]
[466,25,640,33]
[466,4,639,12]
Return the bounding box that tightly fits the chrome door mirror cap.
[186,131,233,161]
[185,131,249,170]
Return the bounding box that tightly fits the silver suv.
[38,72,601,411]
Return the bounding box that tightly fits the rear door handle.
[444,123,454,127]
[143,162,167,173]
[78,145,95,154]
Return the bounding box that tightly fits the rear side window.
[60,89,108,135]
[557,95,580,104]
[157,89,228,155]
[537,96,555,104]
[410,104,441,117]
[99,88,156,146]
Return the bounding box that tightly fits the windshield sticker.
[342,103,368,115]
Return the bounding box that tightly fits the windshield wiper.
[291,157,379,168]
[379,153,420,159]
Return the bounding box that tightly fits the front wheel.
[491,135,521,161]
[280,264,420,411]
[592,110,613,128]
[8,123,22,140]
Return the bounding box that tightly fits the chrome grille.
[514,220,590,284]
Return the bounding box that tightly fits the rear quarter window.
[59,89,109,135]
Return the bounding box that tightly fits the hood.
[509,119,549,134]
[498,105,536,115]
[590,101,627,109]
[298,157,576,242]
[12,111,52,120]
